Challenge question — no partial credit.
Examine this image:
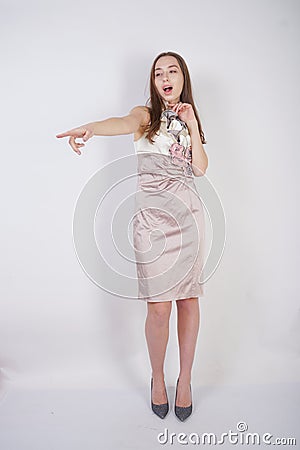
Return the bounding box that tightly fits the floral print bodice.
[133,108,193,177]
[160,109,193,176]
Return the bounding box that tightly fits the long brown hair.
[144,51,207,145]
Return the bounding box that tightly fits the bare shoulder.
[129,106,151,141]
[129,105,151,127]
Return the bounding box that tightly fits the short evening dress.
[133,108,205,302]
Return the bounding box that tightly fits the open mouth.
[163,86,173,93]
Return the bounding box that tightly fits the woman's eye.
[155,70,177,77]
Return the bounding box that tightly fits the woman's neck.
[162,99,170,110]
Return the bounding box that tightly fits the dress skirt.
[133,152,205,302]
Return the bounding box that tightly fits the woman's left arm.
[187,119,208,177]
[168,101,208,177]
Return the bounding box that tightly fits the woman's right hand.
[56,123,95,155]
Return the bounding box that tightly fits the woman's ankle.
[152,372,165,382]
[178,373,191,384]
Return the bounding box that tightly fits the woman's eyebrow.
[154,65,179,71]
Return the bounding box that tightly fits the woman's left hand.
[167,102,196,124]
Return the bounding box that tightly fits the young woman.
[56,51,208,421]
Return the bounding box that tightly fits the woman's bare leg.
[176,297,200,406]
[145,300,172,404]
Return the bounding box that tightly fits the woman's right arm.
[56,106,149,155]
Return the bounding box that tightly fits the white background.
[0,0,299,447]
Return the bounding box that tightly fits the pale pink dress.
[133,109,205,302]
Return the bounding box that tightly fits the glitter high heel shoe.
[174,378,193,421]
[151,377,169,419]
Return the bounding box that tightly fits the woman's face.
[154,56,184,107]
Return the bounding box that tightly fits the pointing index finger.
[56,131,72,138]
[56,128,81,138]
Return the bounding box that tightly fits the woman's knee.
[176,297,198,311]
[147,301,172,325]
